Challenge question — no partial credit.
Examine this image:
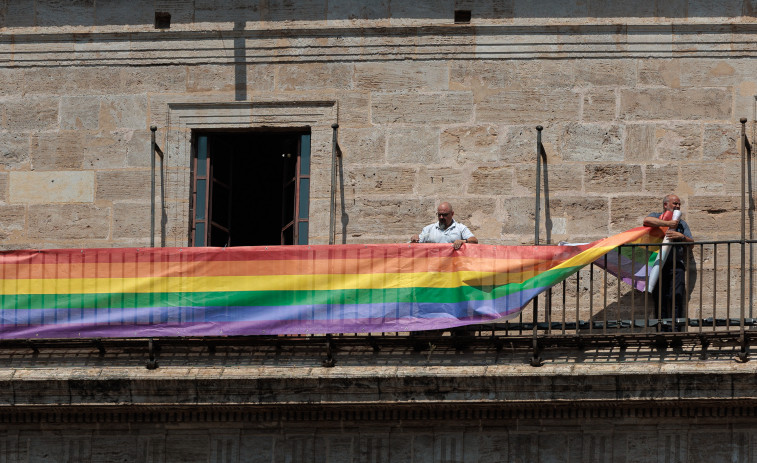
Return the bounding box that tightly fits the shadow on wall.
[2,1,754,28]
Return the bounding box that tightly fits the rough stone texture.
[95,170,153,202]
[619,88,732,121]
[644,164,681,193]
[9,171,95,204]
[337,127,386,164]
[27,204,110,240]
[387,126,439,164]
[476,89,581,124]
[4,97,59,131]
[560,123,624,162]
[582,89,617,122]
[343,166,417,197]
[0,132,30,169]
[585,164,643,193]
[372,92,474,124]
[440,125,501,164]
[468,166,513,195]
[112,202,152,240]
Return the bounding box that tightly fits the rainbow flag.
[0,226,664,339]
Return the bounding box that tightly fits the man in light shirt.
[411,202,478,250]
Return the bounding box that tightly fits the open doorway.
[191,130,311,247]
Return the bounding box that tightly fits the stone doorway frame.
[155,98,337,247]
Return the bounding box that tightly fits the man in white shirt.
[410,202,478,250]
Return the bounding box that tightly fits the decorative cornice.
[1,23,757,67]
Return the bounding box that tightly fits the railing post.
[150,126,157,248]
[329,123,339,245]
[739,117,749,361]
[531,126,544,367]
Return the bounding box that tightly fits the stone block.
[5,97,59,131]
[468,166,513,195]
[387,127,439,164]
[27,204,110,240]
[0,68,24,97]
[574,59,635,87]
[327,0,388,20]
[585,164,642,193]
[587,0,657,17]
[245,63,276,94]
[687,195,741,238]
[624,124,655,162]
[4,1,34,27]
[60,96,100,130]
[637,59,681,88]
[450,60,516,91]
[23,66,121,96]
[195,0,261,22]
[500,125,558,164]
[549,196,611,237]
[653,123,702,161]
[644,165,680,193]
[609,196,660,233]
[0,132,30,169]
[476,90,580,124]
[31,132,87,170]
[559,123,623,162]
[336,91,372,127]
[337,127,386,165]
[100,95,148,130]
[355,62,448,92]
[0,205,26,241]
[514,164,584,194]
[582,90,616,122]
[702,123,741,160]
[512,0,588,18]
[96,170,152,201]
[187,64,237,93]
[36,0,95,27]
[343,198,436,238]
[94,0,154,26]
[679,163,726,195]
[688,0,744,18]
[372,92,474,124]
[10,171,95,204]
[676,59,740,88]
[620,88,732,121]
[276,63,353,91]
[415,167,465,197]
[112,202,152,239]
[344,166,416,196]
[120,66,188,93]
[440,125,500,164]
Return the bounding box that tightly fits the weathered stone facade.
[2,1,757,461]
[0,1,755,249]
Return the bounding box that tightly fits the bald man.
[411,202,478,250]
[643,194,694,331]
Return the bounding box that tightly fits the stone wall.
[0,1,754,250]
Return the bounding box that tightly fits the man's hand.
[665,230,685,241]
[410,235,420,243]
[453,239,466,250]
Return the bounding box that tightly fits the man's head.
[436,202,454,229]
[663,194,682,212]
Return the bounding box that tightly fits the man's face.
[437,205,453,228]
[663,195,682,212]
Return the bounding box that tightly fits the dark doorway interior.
[197,131,305,247]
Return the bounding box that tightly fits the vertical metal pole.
[739,118,748,360]
[329,123,339,245]
[535,126,543,246]
[531,126,543,367]
[150,126,157,248]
